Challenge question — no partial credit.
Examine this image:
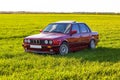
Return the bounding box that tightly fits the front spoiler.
[25,49,55,54]
[22,43,59,54]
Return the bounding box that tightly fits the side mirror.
[70,30,77,35]
[40,29,43,32]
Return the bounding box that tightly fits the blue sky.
[0,0,120,12]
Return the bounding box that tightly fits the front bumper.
[22,43,59,54]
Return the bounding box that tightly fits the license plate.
[30,45,42,49]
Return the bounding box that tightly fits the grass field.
[0,14,120,80]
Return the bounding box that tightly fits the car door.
[78,23,91,46]
[68,24,81,50]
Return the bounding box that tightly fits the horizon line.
[0,11,120,14]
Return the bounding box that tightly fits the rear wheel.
[89,40,96,49]
[59,42,69,55]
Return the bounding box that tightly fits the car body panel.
[26,32,69,39]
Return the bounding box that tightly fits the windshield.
[43,23,71,34]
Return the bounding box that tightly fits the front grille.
[30,39,44,44]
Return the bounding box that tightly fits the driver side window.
[72,24,80,34]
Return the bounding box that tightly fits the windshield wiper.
[51,31,63,33]
[43,31,49,32]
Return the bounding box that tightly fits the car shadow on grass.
[57,47,120,62]
[32,47,120,62]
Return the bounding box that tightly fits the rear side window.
[72,24,80,33]
[79,23,91,33]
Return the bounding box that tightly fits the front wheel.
[59,42,69,55]
[89,40,96,49]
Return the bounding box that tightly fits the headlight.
[24,39,28,43]
[28,39,30,43]
[49,40,52,44]
[45,40,48,44]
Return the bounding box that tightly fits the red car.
[22,21,99,55]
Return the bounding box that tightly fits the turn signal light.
[47,46,52,48]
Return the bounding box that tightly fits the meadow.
[0,13,120,80]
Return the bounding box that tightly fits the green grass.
[0,14,120,80]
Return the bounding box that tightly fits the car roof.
[54,20,76,23]
[53,21,85,24]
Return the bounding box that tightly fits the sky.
[0,0,120,13]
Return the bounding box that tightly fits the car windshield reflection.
[43,23,71,34]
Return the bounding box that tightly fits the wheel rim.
[90,40,95,49]
[60,44,68,55]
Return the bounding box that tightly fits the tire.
[59,42,69,55]
[89,40,96,49]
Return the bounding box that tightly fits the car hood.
[26,32,68,39]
